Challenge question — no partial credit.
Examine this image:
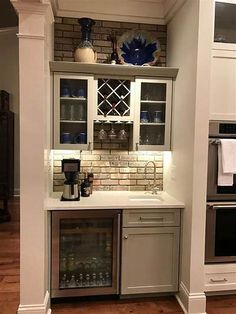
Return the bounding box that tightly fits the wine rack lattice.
[97,79,131,117]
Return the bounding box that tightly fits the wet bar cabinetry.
[121,208,180,295]
[51,207,181,298]
[50,62,178,151]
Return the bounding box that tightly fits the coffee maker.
[61,159,80,201]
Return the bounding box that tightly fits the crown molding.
[11,0,54,23]
[51,0,166,25]
[11,0,52,16]
[163,0,187,23]
[50,0,186,25]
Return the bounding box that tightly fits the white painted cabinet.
[209,1,236,121]
[53,73,94,150]
[205,263,236,292]
[50,62,178,150]
[209,50,236,121]
[133,78,172,151]
[121,209,180,295]
[213,0,236,49]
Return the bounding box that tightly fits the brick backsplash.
[53,150,163,192]
[54,17,167,66]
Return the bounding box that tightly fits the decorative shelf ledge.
[50,61,179,79]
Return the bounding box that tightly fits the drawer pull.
[139,216,164,221]
[210,278,228,283]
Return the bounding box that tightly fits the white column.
[11,1,54,313]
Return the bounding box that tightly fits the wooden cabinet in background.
[0,110,14,220]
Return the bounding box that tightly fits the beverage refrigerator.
[51,209,121,298]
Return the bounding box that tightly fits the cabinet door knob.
[124,235,128,239]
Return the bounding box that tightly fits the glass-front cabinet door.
[53,74,94,149]
[213,1,236,48]
[51,210,121,298]
[133,78,172,151]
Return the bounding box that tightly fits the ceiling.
[0,0,185,28]
[0,0,18,29]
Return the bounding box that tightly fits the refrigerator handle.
[116,212,121,292]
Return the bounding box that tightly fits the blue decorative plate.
[117,30,161,66]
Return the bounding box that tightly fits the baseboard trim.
[175,281,206,314]
[18,290,51,314]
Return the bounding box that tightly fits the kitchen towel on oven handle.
[218,139,236,186]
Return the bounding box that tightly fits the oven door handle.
[208,204,236,210]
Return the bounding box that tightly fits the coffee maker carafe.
[61,159,80,201]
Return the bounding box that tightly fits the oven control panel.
[209,121,236,137]
[219,123,236,135]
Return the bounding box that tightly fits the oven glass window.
[215,208,236,256]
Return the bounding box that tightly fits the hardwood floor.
[0,197,236,314]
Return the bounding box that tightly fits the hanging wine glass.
[108,123,117,139]
[118,123,128,140]
[98,122,107,140]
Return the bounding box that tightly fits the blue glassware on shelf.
[140,111,150,123]
[153,110,162,123]
[60,132,72,144]
[60,87,70,97]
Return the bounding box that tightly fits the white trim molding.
[175,282,207,314]
[17,34,45,40]
[18,291,51,314]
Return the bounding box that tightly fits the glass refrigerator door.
[51,210,120,298]
[137,80,171,150]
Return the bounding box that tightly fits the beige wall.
[0,28,20,195]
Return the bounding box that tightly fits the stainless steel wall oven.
[206,121,236,263]
[205,204,236,263]
[207,121,236,201]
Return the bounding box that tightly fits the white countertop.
[45,191,184,210]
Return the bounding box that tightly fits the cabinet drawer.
[123,209,180,227]
[205,265,236,292]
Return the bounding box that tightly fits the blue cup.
[72,88,85,98]
[60,132,72,144]
[140,111,150,123]
[60,87,70,97]
[74,132,87,144]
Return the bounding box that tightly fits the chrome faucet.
[144,161,160,194]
